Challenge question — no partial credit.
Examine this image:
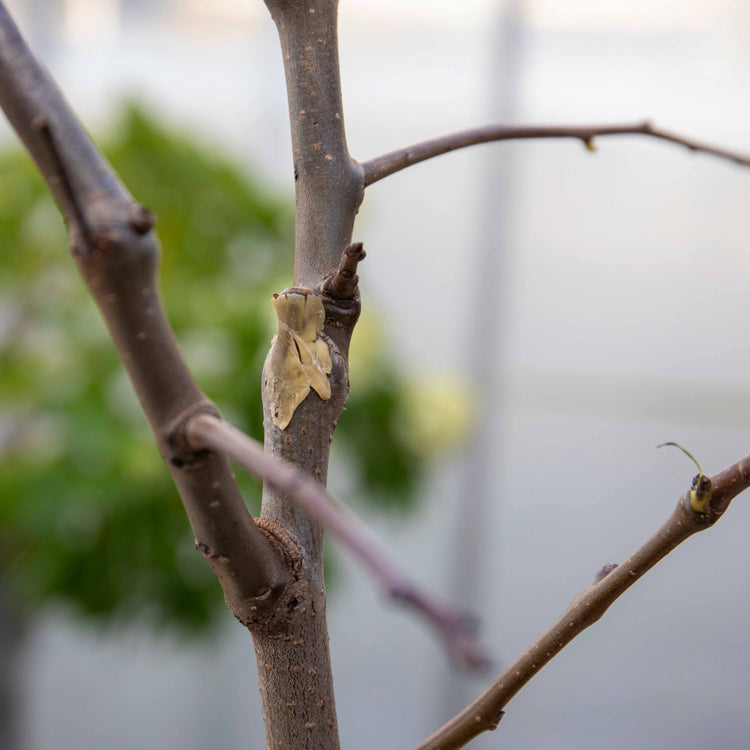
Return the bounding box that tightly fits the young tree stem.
[264,0,364,287]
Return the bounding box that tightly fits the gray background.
[4,0,750,748]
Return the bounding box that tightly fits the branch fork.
[183,412,492,668]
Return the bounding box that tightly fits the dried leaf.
[266,290,332,429]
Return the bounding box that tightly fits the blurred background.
[1,0,750,748]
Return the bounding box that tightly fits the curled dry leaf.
[265,288,332,430]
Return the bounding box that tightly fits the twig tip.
[323,241,366,300]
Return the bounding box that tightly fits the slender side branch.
[0,2,287,622]
[185,413,491,669]
[361,121,750,186]
[413,453,750,750]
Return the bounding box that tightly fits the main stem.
[254,1,365,747]
[267,0,364,288]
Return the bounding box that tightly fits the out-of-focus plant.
[0,105,429,633]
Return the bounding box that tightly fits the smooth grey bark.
[249,1,366,746]
[265,0,364,288]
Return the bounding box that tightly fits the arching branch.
[361,121,750,186]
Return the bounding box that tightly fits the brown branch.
[322,241,366,300]
[185,413,491,670]
[0,2,287,622]
[412,453,750,750]
[361,121,750,186]
[264,0,364,287]
[255,2,370,742]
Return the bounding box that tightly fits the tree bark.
[265,0,364,288]
[251,293,357,749]
[250,2,365,745]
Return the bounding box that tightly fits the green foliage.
[0,105,424,633]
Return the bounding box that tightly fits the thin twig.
[185,413,491,670]
[361,121,750,186]
[412,452,750,750]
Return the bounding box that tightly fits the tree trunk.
[249,1,365,745]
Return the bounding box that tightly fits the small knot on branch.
[593,563,618,585]
[166,401,223,454]
[658,441,712,514]
[128,203,155,235]
[583,137,597,152]
[490,710,506,730]
[323,242,366,300]
[689,473,712,515]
